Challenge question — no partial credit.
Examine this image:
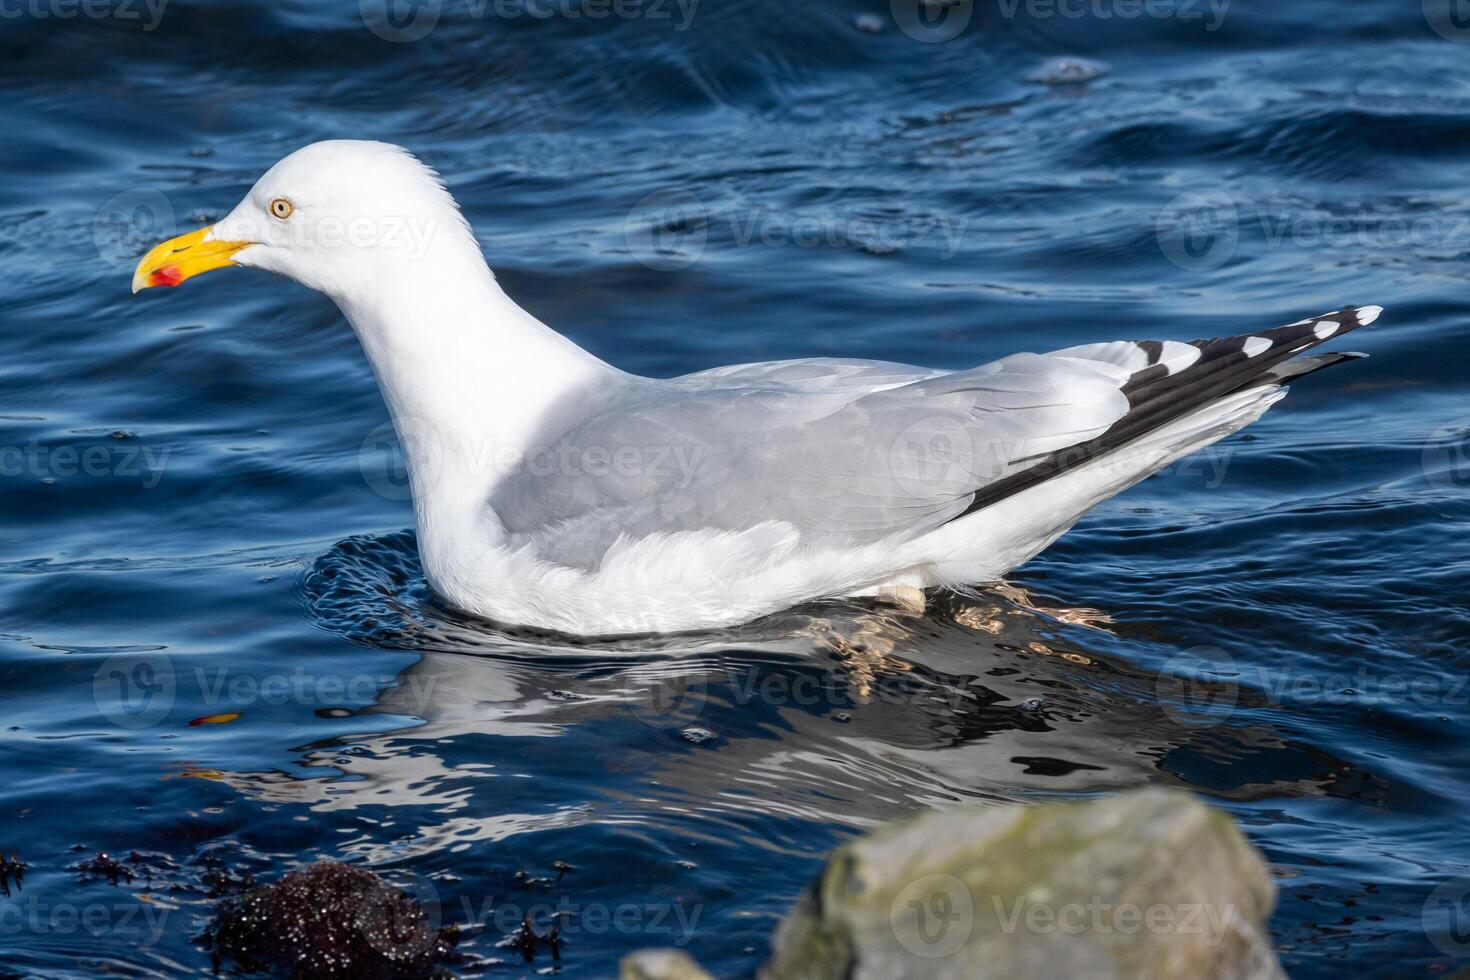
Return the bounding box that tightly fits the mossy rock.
[762,789,1283,980]
[620,948,716,980]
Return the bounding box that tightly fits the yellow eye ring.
[269,198,294,220]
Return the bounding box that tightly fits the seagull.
[132,140,1382,636]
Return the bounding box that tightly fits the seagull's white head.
[132,140,476,299]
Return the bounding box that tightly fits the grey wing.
[490,353,1133,569]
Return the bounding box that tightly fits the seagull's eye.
[269,198,295,220]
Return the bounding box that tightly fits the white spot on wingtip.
[1314,320,1339,339]
[1358,305,1383,326]
[1158,340,1201,374]
[1242,336,1272,357]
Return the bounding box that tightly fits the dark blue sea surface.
[2,1,1469,976]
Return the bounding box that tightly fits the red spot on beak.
[150,265,184,288]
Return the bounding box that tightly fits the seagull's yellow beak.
[131,225,252,294]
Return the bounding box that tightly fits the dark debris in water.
[76,851,136,885]
[513,861,573,890]
[0,852,25,897]
[198,851,256,899]
[75,850,179,889]
[500,914,561,965]
[209,860,458,980]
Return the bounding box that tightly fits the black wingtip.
[1275,304,1383,343]
[944,305,1386,523]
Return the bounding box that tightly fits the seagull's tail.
[948,305,1383,521]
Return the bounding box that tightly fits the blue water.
[3,1,1469,976]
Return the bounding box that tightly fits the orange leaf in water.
[159,768,225,781]
[187,713,241,727]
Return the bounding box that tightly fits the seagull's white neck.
[328,232,618,555]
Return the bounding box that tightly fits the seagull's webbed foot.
[876,584,927,617]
